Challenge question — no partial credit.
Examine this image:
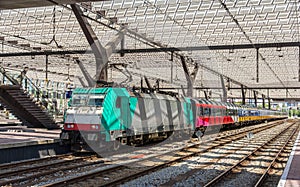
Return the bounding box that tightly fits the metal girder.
[101,27,126,82]
[241,85,245,105]
[77,77,87,87]
[298,47,300,82]
[180,56,193,97]
[45,55,48,82]
[75,59,94,87]
[71,4,126,84]
[0,50,88,57]
[71,3,107,82]
[256,48,259,83]
[0,0,104,10]
[2,42,300,57]
[254,91,257,107]
[190,63,199,83]
[220,75,227,102]
[262,95,266,108]
[110,63,132,85]
[117,42,300,53]
[160,86,300,90]
[144,76,153,91]
[203,91,208,100]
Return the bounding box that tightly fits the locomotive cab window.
[88,95,104,107]
[72,95,87,106]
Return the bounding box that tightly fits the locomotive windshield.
[71,95,88,106]
[88,95,105,107]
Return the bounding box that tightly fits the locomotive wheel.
[113,140,120,150]
[199,126,207,134]
[192,128,204,140]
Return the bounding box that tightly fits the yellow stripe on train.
[238,116,275,122]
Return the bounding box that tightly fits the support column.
[256,48,259,83]
[298,47,300,82]
[144,76,153,91]
[45,55,48,82]
[262,95,265,108]
[71,4,107,82]
[170,52,173,83]
[241,85,245,105]
[204,90,208,100]
[220,75,227,102]
[75,59,94,86]
[120,35,125,57]
[254,90,257,107]
[267,89,270,109]
[180,56,193,97]
[71,4,126,85]
[77,77,87,87]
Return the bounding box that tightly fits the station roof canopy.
[0,0,300,100]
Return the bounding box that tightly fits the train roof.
[72,87,130,97]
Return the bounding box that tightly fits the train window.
[203,108,210,116]
[227,109,235,116]
[215,108,221,116]
[72,95,87,106]
[88,98,104,107]
[228,109,231,116]
[198,107,203,116]
[238,110,244,116]
[88,95,105,107]
[210,108,214,116]
[222,108,226,115]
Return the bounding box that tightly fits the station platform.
[278,131,300,187]
[0,125,70,164]
[0,126,61,148]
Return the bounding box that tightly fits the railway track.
[158,120,299,187]
[0,153,77,172]
[203,122,299,187]
[0,153,104,186]
[43,120,289,186]
[0,119,291,186]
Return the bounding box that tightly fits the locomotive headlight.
[95,109,103,115]
[67,124,74,128]
[91,124,99,129]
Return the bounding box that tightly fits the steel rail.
[254,124,300,187]
[0,155,95,178]
[0,153,73,170]
[0,155,103,186]
[98,121,289,187]
[204,122,297,187]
